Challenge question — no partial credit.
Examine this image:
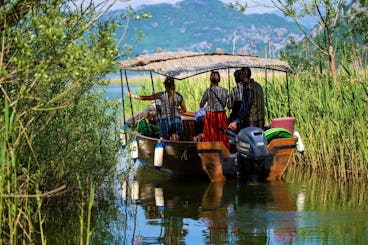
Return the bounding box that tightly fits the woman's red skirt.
[202,111,230,151]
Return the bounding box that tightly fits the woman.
[199,71,230,150]
[137,109,159,138]
[227,69,243,123]
[128,76,187,141]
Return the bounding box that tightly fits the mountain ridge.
[109,0,309,57]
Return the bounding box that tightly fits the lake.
[44,155,368,244]
[43,84,368,244]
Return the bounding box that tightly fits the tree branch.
[0,185,67,198]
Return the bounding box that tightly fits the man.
[228,67,264,133]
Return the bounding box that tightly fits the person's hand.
[127,92,132,98]
[228,122,237,131]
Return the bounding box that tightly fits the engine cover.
[236,127,268,160]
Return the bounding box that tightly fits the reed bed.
[285,165,368,210]
[123,68,368,179]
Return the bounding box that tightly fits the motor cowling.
[236,127,268,160]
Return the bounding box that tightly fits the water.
[82,163,366,245]
[102,84,140,100]
[43,85,368,244]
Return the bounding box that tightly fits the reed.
[124,67,368,178]
[285,165,368,209]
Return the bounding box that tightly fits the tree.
[0,0,129,242]
[348,0,368,45]
[227,0,348,84]
[268,0,349,85]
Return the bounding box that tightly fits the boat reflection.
[120,166,298,244]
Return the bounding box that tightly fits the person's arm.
[222,88,228,109]
[228,89,253,131]
[128,92,158,101]
[227,91,234,109]
[199,89,208,108]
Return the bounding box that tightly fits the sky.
[107,0,276,14]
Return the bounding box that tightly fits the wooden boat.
[120,52,303,182]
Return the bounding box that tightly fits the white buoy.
[154,186,164,211]
[154,138,164,170]
[293,131,305,155]
[120,129,127,148]
[130,140,138,159]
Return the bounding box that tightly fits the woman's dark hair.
[240,67,252,79]
[210,71,220,85]
[164,76,176,103]
[234,69,241,83]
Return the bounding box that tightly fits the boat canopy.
[120,51,293,80]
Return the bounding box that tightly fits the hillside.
[108,0,307,58]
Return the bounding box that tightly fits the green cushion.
[265,127,292,142]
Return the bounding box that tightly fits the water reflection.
[43,163,368,244]
[118,167,300,244]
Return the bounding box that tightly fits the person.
[137,109,159,138]
[228,67,265,133]
[199,71,230,150]
[227,69,243,123]
[193,106,207,142]
[128,76,187,141]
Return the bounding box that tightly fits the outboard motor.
[223,127,269,181]
[236,127,268,181]
[236,127,268,160]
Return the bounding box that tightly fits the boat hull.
[136,135,209,180]
[128,110,297,182]
[134,133,296,182]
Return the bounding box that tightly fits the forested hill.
[107,0,308,58]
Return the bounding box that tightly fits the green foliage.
[0,0,126,243]
[347,5,368,44]
[267,70,368,177]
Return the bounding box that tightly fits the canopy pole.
[286,72,291,117]
[265,68,270,124]
[124,70,135,124]
[119,69,126,125]
[227,67,230,93]
[150,71,155,94]
[150,71,161,119]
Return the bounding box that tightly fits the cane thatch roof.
[120,51,293,80]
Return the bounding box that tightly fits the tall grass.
[124,68,368,179]
[0,92,122,243]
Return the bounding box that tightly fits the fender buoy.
[120,129,127,148]
[293,131,305,155]
[130,140,138,159]
[154,138,164,170]
[154,186,164,211]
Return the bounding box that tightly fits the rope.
[181,147,188,160]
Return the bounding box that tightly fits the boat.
[119,51,304,182]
